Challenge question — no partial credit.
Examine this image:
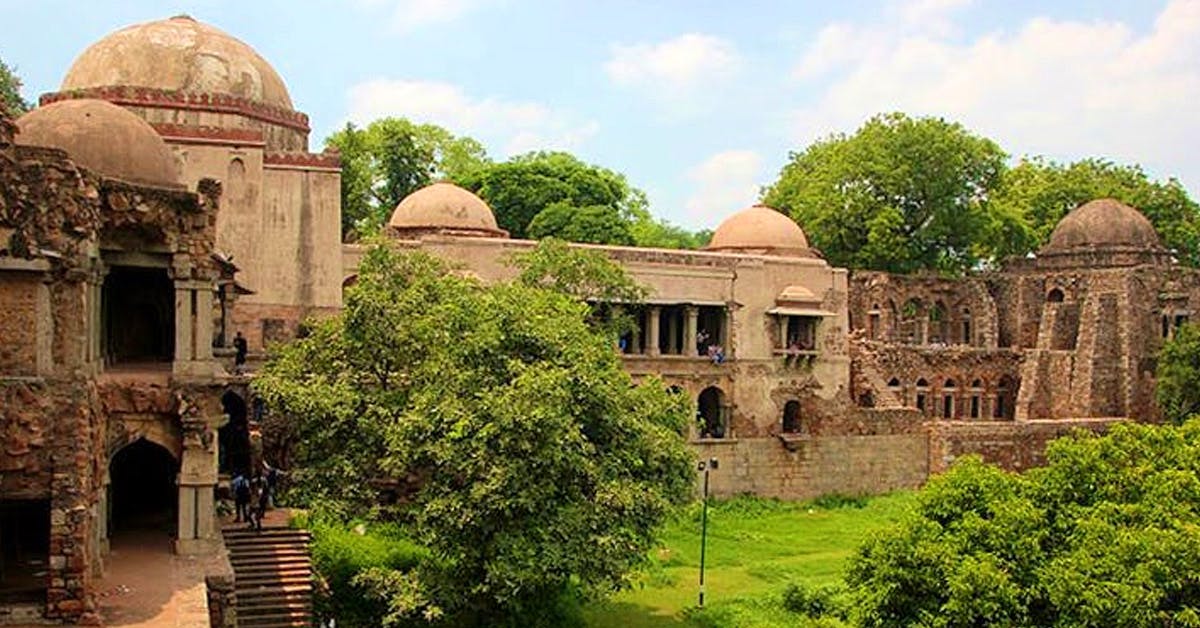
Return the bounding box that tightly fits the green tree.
[255,244,692,626]
[1157,323,1200,425]
[848,421,1200,627]
[325,118,490,239]
[763,112,1008,273]
[992,157,1200,266]
[460,151,644,241]
[0,57,29,115]
[526,202,634,245]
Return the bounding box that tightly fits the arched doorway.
[697,387,726,438]
[109,439,177,537]
[218,390,251,476]
[782,400,802,433]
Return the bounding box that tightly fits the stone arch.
[959,307,973,346]
[995,375,1016,420]
[969,378,984,419]
[1047,287,1065,303]
[218,389,251,476]
[697,386,727,439]
[108,438,178,535]
[915,378,930,413]
[929,300,949,344]
[108,419,182,464]
[901,298,925,344]
[942,379,957,418]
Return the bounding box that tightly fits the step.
[230,555,312,567]
[238,598,313,612]
[236,585,313,599]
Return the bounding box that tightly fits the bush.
[811,493,868,510]
[782,582,849,620]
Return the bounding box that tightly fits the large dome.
[61,15,293,110]
[1045,198,1161,252]
[16,99,181,188]
[388,183,507,238]
[706,204,811,257]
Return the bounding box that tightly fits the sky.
[1,0,1197,230]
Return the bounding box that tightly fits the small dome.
[17,99,181,188]
[389,183,507,237]
[61,15,293,110]
[1045,198,1161,252]
[706,204,811,256]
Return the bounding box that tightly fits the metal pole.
[698,464,710,607]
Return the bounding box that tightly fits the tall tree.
[255,244,692,625]
[991,157,1200,266]
[1156,323,1200,425]
[460,151,643,242]
[526,202,633,246]
[0,57,29,115]
[763,112,1008,274]
[325,118,490,239]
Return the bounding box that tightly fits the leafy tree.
[460,151,643,241]
[0,57,29,115]
[848,421,1200,627]
[255,243,693,626]
[526,202,634,245]
[992,157,1200,266]
[325,118,490,239]
[1157,323,1200,425]
[763,112,1007,274]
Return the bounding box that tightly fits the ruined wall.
[927,418,1122,474]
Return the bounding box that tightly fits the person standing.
[233,331,248,374]
[232,472,251,523]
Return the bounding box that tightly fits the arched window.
[942,379,956,418]
[995,376,1015,420]
[782,400,802,433]
[961,307,973,346]
[868,303,882,340]
[698,387,727,438]
[1047,288,1064,303]
[915,378,929,413]
[901,298,925,344]
[929,301,948,344]
[969,379,983,419]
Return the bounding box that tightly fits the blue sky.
[1,0,1196,229]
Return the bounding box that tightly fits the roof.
[706,204,812,257]
[61,15,293,110]
[1044,198,1162,253]
[388,182,508,238]
[16,99,182,188]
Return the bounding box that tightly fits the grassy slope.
[582,492,917,628]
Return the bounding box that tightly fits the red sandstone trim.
[263,151,341,170]
[151,123,265,146]
[40,86,310,133]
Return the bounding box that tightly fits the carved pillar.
[667,311,680,355]
[684,306,699,357]
[176,410,221,555]
[174,282,194,370]
[194,287,214,362]
[647,307,662,356]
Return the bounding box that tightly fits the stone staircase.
[223,525,314,628]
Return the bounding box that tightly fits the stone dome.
[388,182,507,238]
[16,99,181,188]
[61,15,293,110]
[706,204,811,257]
[1045,198,1161,252]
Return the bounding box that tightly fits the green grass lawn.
[582,492,917,628]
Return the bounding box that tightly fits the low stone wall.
[691,432,929,499]
[205,549,237,628]
[927,418,1123,474]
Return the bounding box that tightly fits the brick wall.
[0,274,39,375]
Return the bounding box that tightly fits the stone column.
[174,282,195,370]
[647,307,662,356]
[684,306,699,357]
[176,414,221,555]
[778,316,789,350]
[194,287,214,362]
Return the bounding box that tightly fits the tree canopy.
[0,57,29,115]
[324,118,490,239]
[254,243,693,626]
[461,151,643,243]
[848,421,1200,627]
[1156,323,1200,425]
[991,157,1200,266]
[763,112,1008,274]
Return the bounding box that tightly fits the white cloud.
[605,33,742,100]
[788,0,1200,194]
[345,79,598,156]
[684,150,764,227]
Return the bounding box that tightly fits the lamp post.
[697,457,718,607]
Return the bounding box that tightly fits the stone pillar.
[684,306,699,357]
[174,282,195,369]
[647,307,661,357]
[176,414,221,555]
[778,316,789,350]
[195,288,215,362]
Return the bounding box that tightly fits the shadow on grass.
[583,600,690,628]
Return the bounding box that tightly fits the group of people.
[231,460,279,531]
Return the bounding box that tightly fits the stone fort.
[2,14,1198,625]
